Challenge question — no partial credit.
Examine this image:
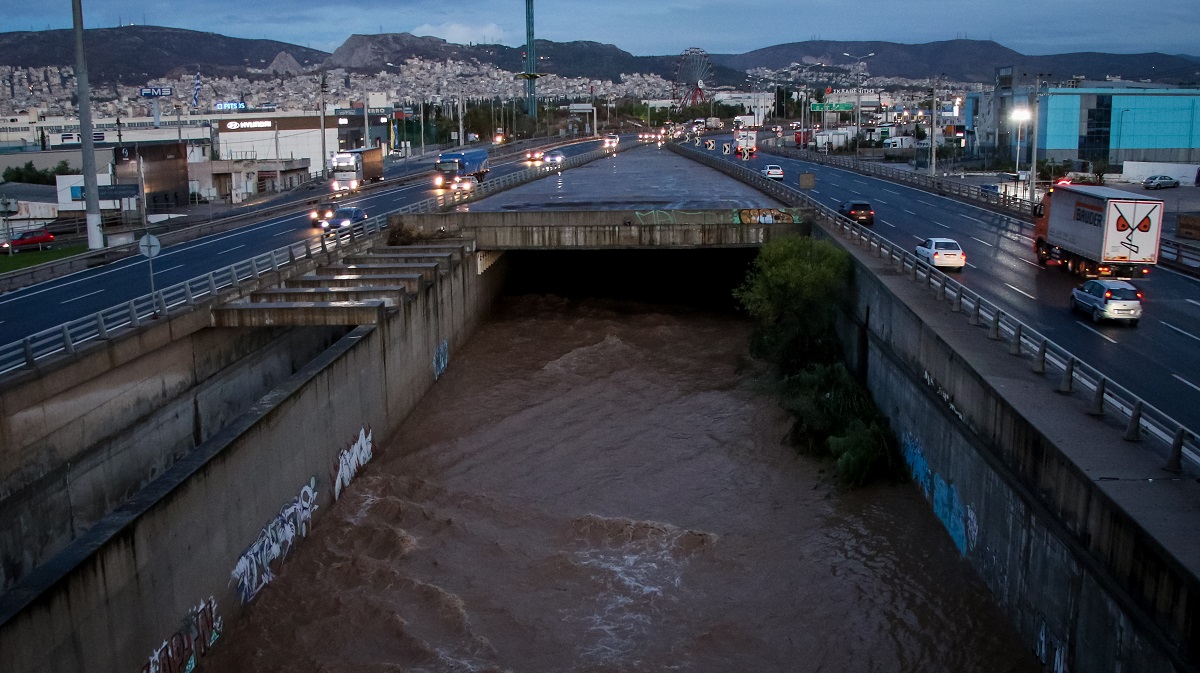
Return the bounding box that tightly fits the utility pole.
[457,86,465,147]
[318,71,327,177]
[1028,72,1050,202]
[930,78,938,177]
[72,0,103,250]
[844,52,874,160]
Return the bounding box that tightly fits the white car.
[761,165,784,180]
[603,134,619,148]
[1070,279,1142,326]
[448,176,479,191]
[915,238,966,270]
[544,150,566,164]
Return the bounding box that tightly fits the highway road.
[690,135,1200,435]
[0,138,605,347]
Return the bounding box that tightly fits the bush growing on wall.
[735,234,899,485]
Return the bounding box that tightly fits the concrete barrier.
[0,243,507,673]
[822,222,1198,671]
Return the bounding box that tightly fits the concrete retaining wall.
[823,224,1198,672]
[391,209,812,249]
[0,244,507,673]
[0,325,346,591]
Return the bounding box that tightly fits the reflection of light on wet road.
[1076,322,1118,344]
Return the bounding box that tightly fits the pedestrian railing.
[673,141,1199,473]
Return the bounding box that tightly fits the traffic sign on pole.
[705,139,716,150]
[722,143,731,155]
[139,234,161,258]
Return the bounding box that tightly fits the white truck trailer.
[1033,183,1163,279]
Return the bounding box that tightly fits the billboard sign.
[139,87,173,97]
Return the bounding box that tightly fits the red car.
[2,228,55,252]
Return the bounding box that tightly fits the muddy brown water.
[205,294,1041,673]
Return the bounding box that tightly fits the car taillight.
[1104,291,1113,299]
[1136,292,1143,300]
[1141,267,1150,275]
[932,252,940,258]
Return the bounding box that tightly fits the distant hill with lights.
[0,26,1195,87]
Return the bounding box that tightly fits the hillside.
[0,26,328,82]
[0,26,1196,87]
[712,40,1199,84]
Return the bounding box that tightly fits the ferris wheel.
[675,47,714,108]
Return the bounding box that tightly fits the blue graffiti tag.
[433,339,449,379]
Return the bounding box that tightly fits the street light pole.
[1011,107,1031,199]
[844,52,874,161]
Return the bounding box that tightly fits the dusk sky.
[9,1,1199,58]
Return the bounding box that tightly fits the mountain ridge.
[0,26,1196,87]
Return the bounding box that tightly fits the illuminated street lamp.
[1010,107,1032,199]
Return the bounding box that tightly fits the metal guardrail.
[0,144,623,378]
[673,141,1200,473]
[761,143,1200,277]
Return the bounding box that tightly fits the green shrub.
[736,234,901,486]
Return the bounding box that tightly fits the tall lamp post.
[1011,107,1031,199]
[843,52,874,160]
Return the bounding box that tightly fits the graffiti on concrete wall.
[736,208,796,224]
[229,477,319,604]
[922,369,965,423]
[901,431,975,556]
[433,339,449,379]
[1037,619,1070,673]
[333,426,374,501]
[140,596,223,673]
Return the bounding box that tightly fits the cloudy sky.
[11,0,1199,57]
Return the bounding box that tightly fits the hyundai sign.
[139,87,173,97]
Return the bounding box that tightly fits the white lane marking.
[811,189,821,195]
[966,262,978,269]
[903,209,917,215]
[1015,233,1034,243]
[1188,299,1200,309]
[962,215,985,223]
[1162,321,1200,344]
[935,221,951,229]
[919,200,939,208]
[61,289,105,304]
[1175,374,1200,394]
[218,245,246,255]
[913,235,925,241]
[970,236,995,247]
[1019,257,1042,268]
[879,219,896,228]
[1076,322,1118,343]
[875,199,888,205]
[1004,283,1036,300]
[155,264,185,274]
[884,189,901,195]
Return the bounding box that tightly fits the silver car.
[1142,174,1179,189]
[1070,279,1142,326]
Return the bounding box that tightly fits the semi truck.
[1033,183,1163,279]
[433,148,490,188]
[329,146,384,193]
[705,117,724,130]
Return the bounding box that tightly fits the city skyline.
[6,0,1199,59]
